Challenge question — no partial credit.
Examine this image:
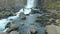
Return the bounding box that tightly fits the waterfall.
[16,0,37,16]
[0,0,37,32]
[26,0,35,8]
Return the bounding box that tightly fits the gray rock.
[19,12,26,20]
[0,32,8,34]
[5,22,11,28]
[26,31,31,34]
[30,28,37,34]
[6,23,19,33]
[26,28,37,34]
[9,31,19,34]
[9,24,19,29]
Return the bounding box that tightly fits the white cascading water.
[26,0,35,8]
[16,0,36,16]
[0,0,36,32]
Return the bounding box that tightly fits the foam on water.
[0,19,9,31]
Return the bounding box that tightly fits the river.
[0,0,46,34]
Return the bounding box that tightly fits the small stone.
[56,19,59,23]
[26,31,31,34]
[35,20,40,22]
[49,18,54,21]
[31,28,37,34]
[9,31,19,34]
[20,23,24,26]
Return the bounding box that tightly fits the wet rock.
[49,18,54,22]
[9,23,19,30]
[19,23,24,26]
[5,22,11,28]
[25,14,29,16]
[31,9,40,14]
[19,12,26,20]
[21,17,26,20]
[30,28,37,34]
[30,23,35,25]
[26,28,37,34]
[9,31,19,34]
[35,19,40,22]
[5,22,19,33]
[36,16,41,18]
[6,22,19,29]
[56,19,60,23]
[5,28,12,33]
[26,31,31,34]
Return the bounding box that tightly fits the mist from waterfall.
[0,0,35,32]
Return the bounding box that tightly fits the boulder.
[19,12,26,20]
[5,23,19,33]
[46,24,60,34]
[8,23,19,32]
[9,31,19,34]
[6,22,19,30]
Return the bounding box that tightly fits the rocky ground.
[0,9,60,34]
[0,7,21,19]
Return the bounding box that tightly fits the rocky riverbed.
[0,10,60,34]
[0,10,46,34]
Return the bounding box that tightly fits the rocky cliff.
[0,0,27,8]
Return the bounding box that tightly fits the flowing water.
[0,0,35,32]
[0,0,45,34]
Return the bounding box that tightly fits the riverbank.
[0,7,21,19]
